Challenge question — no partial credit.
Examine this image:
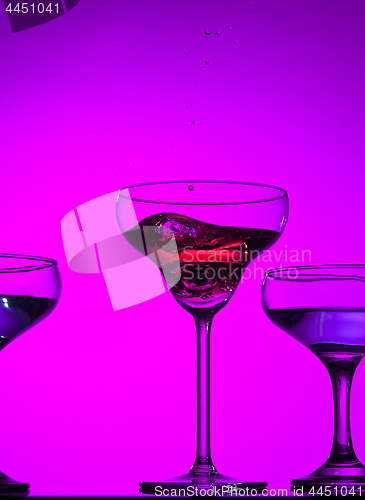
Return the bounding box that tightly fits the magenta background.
[1,0,365,496]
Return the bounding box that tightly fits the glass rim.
[118,180,288,205]
[265,264,365,281]
[0,253,58,273]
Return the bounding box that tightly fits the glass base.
[291,462,365,495]
[0,471,29,495]
[140,473,267,496]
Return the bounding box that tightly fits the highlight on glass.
[117,180,289,495]
[0,254,61,493]
[262,265,365,494]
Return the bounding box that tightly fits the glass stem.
[190,312,217,475]
[325,356,362,465]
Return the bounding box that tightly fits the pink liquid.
[125,213,280,310]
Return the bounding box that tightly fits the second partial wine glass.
[117,181,288,495]
[0,254,61,493]
[262,265,365,494]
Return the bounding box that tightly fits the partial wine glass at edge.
[0,254,61,494]
[262,265,365,494]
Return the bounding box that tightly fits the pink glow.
[1,0,365,496]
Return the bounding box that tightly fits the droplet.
[172,143,174,145]
[188,185,194,191]
[205,30,210,35]
[216,31,220,34]
[228,27,231,30]
[190,103,193,106]
[184,51,187,54]
[268,27,270,30]
[205,62,209,65]
[128,163,130,165]
[234,41,237,44]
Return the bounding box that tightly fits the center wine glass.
[116,181,288,495]
[262,265,365,495]
[0,254,61,494]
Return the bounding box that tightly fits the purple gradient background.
[0,0,365,496]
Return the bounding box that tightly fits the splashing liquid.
[124,214,280,310]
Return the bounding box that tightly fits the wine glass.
[116,181,288,495]
[262,265,365,495]
[0,254,61,494]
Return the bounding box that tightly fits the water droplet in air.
[216,31,220,34]
[205,30,210,35]
[228,27,231,30]
[184,51,187,54]
[205,62,209,65]
[188,185,194,191]
[190,103,193,106]
[128,163,130,165]
[234,41,237,44]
